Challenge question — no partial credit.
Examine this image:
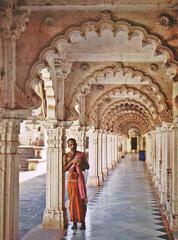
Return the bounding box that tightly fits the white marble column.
[0,119,20,240]
[171,122,178,231]
[98,130,103,185]
[160,123,171,209]
[107,132,113,170]
[76,126,86,152]
[145,133,151,169]
[43,121,67,229]
[112,133,116,167]
[102,131,108,178]
[155,127,162,190]
[146,131,156,178]
[115,134,118,163]
[117,135,122,161]
[87,128,99,186]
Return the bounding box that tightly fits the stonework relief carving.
[102,104,154,127]
[155,12,178,60]
[112,114,151,134]
[0,120,20,154]
[29,14,176,121]
[55,20,171,63]
[40,17,63,36]
[0,8,31,38]
[15,84,42,109]
[43,209,61,226]
[85,84,168,128]
[69,64,169,119]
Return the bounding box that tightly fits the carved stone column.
[107,132,112,171]
[115,134,118,164]
[111,133,116,167]
[87,128,99,186]
[145,132,151,169]
[146,131,156,178]
[0,118,20,240]
[98,130,103,185]
[43,121,67,229]
[155,127,162,190]
[76,126,86,152]
[102,131,108,178]
[170,122,178,232]
[160,123,172,210]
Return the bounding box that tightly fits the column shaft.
[43,121,67,229]
[0,119,20,240]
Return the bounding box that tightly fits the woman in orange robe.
[63,138,89,230]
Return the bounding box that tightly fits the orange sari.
[67,151,87,223]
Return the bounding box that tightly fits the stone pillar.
[43,121,67,229]
[102,131,108,178]
[118,135,122,161]
[77,127,86,152]
[145,133,151,169]
[146,131,156,178]
[98,130,103,185]
[107,132,112,170]
[155,127,162,190]
[160,123,171,210]
[0,119,20,240]
[111,133,116,167]
[115,134,118,163]
[87,128,99,186]
[171,122,178,231]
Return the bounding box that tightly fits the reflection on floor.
[63,154,170,240]
[19,174,46,239]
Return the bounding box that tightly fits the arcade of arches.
[0,0,178,239]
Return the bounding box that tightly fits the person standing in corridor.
[63,138,89,230]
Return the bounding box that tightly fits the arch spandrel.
[102,109,153,128]
[26,16,177,116]
[68,63,171,122]
[83,82,171,126]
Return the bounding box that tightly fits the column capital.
[161,122,172,132]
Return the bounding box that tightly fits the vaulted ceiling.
[2,0,177,136]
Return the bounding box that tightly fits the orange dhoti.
[67,164,87,223]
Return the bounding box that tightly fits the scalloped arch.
[27,16,177,111]
[70,64,167,116]
[87,87,162,126]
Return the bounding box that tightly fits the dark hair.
[67,138,77,144]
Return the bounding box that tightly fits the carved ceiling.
[27,12,177,135]
[1,2,177,135]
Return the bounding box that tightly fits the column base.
[112,161,117,168]
[98,172,104,185]
[108,164,113,172]
[87,176,99,186]
[42,208,68,229]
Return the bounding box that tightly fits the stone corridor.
[64,154,171,240]
[20,154,173,240]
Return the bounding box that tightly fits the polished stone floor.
[19,153,171,240]
[63,154,170,240]
[19,174,46,239]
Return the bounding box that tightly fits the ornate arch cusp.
[69,64,168,118]
[27,16,177,113]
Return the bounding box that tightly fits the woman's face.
[68,140,77,151]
